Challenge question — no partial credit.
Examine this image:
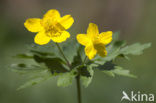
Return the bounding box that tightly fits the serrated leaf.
[117,54,130,60]
[105,40,126,59]
[16,67,52,90]
[29,43,61,59]
[103,66,136,78]
[11,63,54,79]
[76,65,91,77]
[80,67,91,77]
[57,71,76,87]
[94,42,151,66]
[30,50,55,58]
[120,43,151,55]
[113,66,136,78]
[81,66,94,87]
[11,63,46,74]
[103,71,115,77]
[97,61,116,71]
[33,55,68,73]
[17,74,52,90]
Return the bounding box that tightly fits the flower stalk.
[76,75,81,103]
[55,43,82,103]
[55,43,71,68]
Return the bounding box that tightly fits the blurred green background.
[0,0,155,103]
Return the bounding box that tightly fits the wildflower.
[77,23,113,59]
[24,9,74,45]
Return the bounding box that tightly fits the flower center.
[45,23,65,37]
[41,19,65,38]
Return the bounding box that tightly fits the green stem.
[83,56,87,64]
[55,43,87,103]
[76,56,87,103]
[76,75,81,103]
[55,43,71,69]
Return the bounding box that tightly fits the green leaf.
[11,63,54,78]
[120,43,151,55]
[30,39,79,64]
[113,66,136,78]
[103,71,115,77]
[30,50,55,58]
[33,55,68,73]
[97,61,116,71]
[11,63,46,74]
[77,65,91,77]
[60,39,79,64]
[93,42,151,66]
[57,70,76,87]
[13,63,53,90]
[105,40,126,59]
[14,54,33,59]
[71,46,83,69]
[77,44,86,61]
[117,54,130,60]
[17,73,52,90]
[93,40,126,65]
[81,66,94,87]
[103,66,136,78]
[29,43,61,59]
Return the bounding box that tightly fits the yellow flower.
[24,9,74,45]
[77,23,113,60]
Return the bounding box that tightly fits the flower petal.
[76,34,91,46]
[85,45,97,60]
[94,43,107,57]
[99,31,113,45]
[24,18,43,32]
[42,9,60,22]
[59,15,74,30]
[34,31,51,45]
[51,31,70,43]
[87,23,99,38]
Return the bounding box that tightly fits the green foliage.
[11,32,151,89]
[11,63,53,90]
[17,74,51,90]
[120,43,151,55]
[77,65,91,77]
[60,39,79,64]
[81,66,94,87]
[103,66,136,78]
[71,46,83,69]
[93,42,151,66]
[97,61,136,78]
[33,55,68,73]
[14,54,33,59]
[57,70,76,87]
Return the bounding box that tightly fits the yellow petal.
[42,9,60,23]
[59,15,74,30]
[51,31,70,43]
[94,43,107,57]
[24,18,43,32]
[85,45,97,60]
[76,34,91,46]
[99,31,113,45]
[87,23,99,38]
[34,31,51,45]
